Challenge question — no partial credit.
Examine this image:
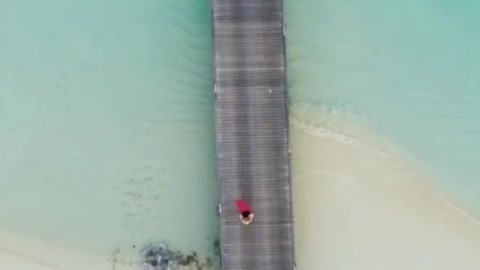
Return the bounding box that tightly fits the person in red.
[235,199,255,225]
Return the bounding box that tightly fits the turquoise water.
[1,0,480,267]
[286,0,480,211]
[0,0,217,262]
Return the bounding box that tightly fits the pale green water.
[286,0,480,211]
[0,0,217,261]
[1,0,480,267]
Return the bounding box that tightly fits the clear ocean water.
[286,0,480,211]
[0,0,218,262]
[0,0,479,266]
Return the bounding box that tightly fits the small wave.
[289,102,421,177]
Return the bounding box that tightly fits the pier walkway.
[212,0,295,269]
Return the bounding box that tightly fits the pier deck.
[213,1,295,269]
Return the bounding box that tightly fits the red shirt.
[235,199,254,214]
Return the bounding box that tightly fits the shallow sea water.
[285,0,480,211]
[1,0,480,268]
[0,0,218,263]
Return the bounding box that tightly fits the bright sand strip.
[291,113,480,270]
[0,228,122,270]
[0,228,218,270]
[0,228,219,270]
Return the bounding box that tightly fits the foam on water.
[0,0,218,265]
[290,104,420,178]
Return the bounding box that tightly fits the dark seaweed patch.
[140,242,218,270]
[213,238,220,257]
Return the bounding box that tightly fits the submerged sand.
[2,113,480,269]
[291,113,480,270]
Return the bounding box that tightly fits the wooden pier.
[212,0,295,269]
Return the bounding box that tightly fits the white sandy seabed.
[2,107,480,270]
